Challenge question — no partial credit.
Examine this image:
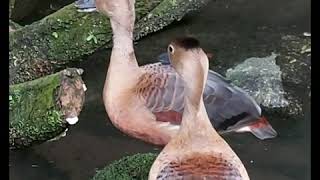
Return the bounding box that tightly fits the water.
[9,0,310,179]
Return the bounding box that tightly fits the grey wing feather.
[157,52,171,65]
[155,53,274,137]
[203,70,261,130]
[154,54,262,130]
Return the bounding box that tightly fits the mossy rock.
[92,153,158,180]
[9,68,85,149]
[9,0,209,84]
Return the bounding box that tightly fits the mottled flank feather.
[137,63,185,113]
[156,153,242,180]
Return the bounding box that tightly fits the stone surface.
[226,53,289,108]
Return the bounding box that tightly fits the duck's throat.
[180,85,205,129]
[179,68,213,133]
[108,20,139,69]
[111,21,134,52]
[179,99,213,136]
[183,70,205,111]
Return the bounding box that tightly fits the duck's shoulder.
[140,63,174,73]
[156,152,242,180]
[136,63,178,87]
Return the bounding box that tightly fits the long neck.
[179,57,214,134]
[180,74,209,130]
[104,10,140,95]
[111,20,133,53]
[109,10,138,66]
[184,76,204,111]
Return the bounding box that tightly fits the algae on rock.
[226,53,289,108]
[8,0,210,149]
[225,34,310,116]
[9,20,22,32]
[9,0,209,85]
[9,68,86,149]
[134,0,209,40]
[92,153,157,180]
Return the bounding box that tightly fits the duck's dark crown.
[172,37,200,50]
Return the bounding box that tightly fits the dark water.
[9,0,310,179]
[17,0,75,25]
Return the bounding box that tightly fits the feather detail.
[156,153,242,180]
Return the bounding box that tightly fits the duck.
[149,37,250,180]
[96,0,277,145]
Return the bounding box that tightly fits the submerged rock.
[276,34,310,115]
[226,53,289,108]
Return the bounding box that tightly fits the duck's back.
[149,53,277,140]
[157,52,261,126]
[139,63,260,124]
[203,70,261,130]
[138,63,185,114]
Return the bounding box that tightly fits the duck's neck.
[180,80,211,131]
[111,20,133,52]
[109,16,138,66]
[179,62,217,136]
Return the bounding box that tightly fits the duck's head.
[168,37,209,83]
[168,37,210,107]
[96,0,135,31]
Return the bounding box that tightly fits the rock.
[226,53,289,108]
[92,153,157,180]
[9,0,209,85]
[275,34,310,116]
[9,68,86,150]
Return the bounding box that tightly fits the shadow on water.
[10,0,310,179]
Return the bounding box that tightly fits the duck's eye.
[168,45,174,54]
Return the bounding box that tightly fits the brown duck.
[149,37,250,180]
[96,0,277,145]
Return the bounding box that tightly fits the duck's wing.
[156,52,261,127]
[203,70,261,126]
[157,52,171,65]
[204,70,277,139]
[138,63,185,122]
[156,52,277,139]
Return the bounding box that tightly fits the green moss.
[26,0,162,62]
[134,0,208,40]
[92,153,158,180]
[43,0,161,61]
[9,0,163,84]
[9,0,207,84]
[43,5,111,61]
[9,72,66,149]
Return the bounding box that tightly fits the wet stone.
[226,53,289,108]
